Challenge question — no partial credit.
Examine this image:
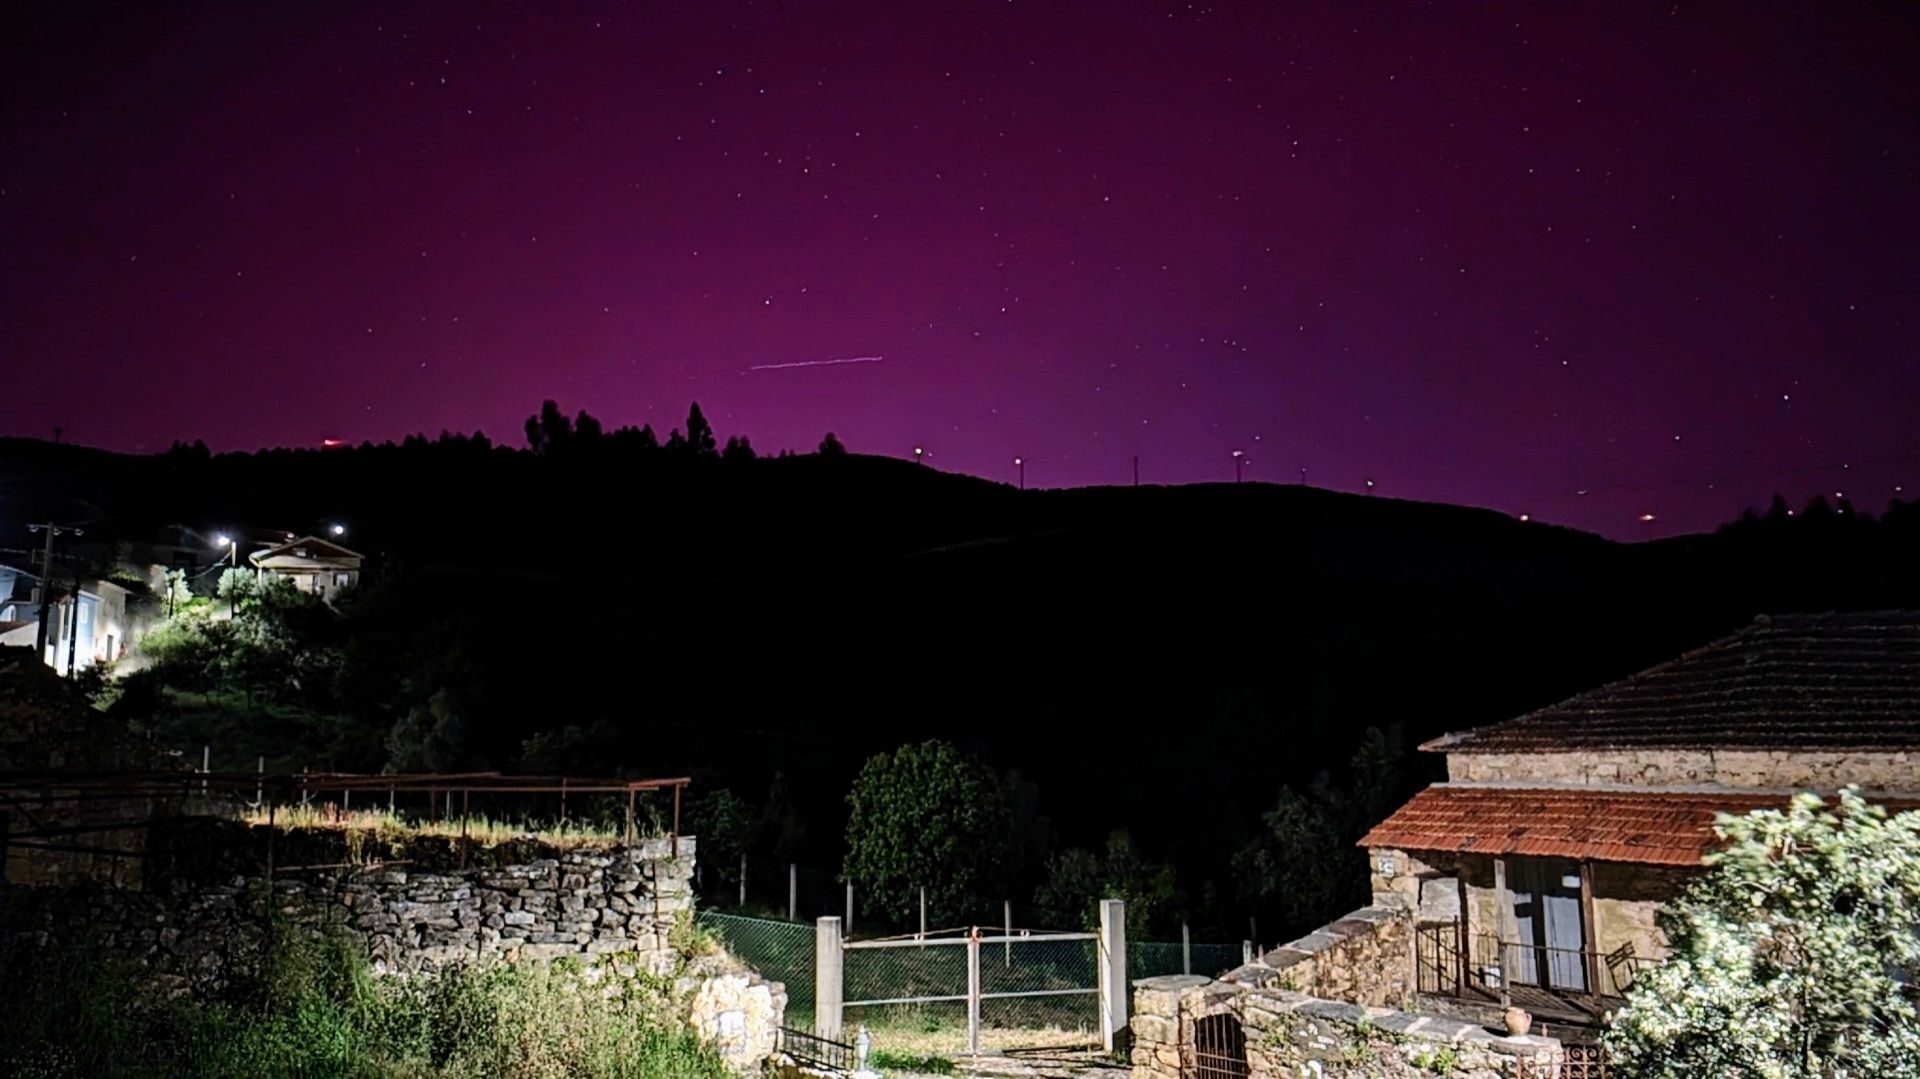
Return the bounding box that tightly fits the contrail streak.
[748,355,885,371]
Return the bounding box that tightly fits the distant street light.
[329,523,347,538]
[1013,456,1024,490]
[215,534,238,616]
[1231,449,1245,484]
[1365,478,1376,495]
[912,446,926,465]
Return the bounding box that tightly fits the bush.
[0,930,727,1079]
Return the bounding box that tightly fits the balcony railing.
[1416,925,1646,1019]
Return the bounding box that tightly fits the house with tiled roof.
[247,535,363,601]
[1358,609,1920,1026]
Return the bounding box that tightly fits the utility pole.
[1232,449,1245,484]
[1013,456,1024,490]
[26,522,82,666]
[51,426,63,444]
[65,568,83,675]
[1132,456,1139,486]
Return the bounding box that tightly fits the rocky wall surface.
[2,837,700,991]
[1223,904,1415,1010]
[1446,748,1918,791]
[1131,974,1565,1079]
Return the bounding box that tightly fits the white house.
[247,536,363,601]
[0,564,132,673]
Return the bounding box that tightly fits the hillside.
[2,432,1916,934]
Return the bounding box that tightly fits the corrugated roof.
[1359,784,1919,866]
[1424,610,1920,754]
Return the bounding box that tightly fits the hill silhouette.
[2,418,1916,937]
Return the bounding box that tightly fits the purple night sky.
[4,2,1916,538]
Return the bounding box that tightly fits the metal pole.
[846,880,855,934]
[789,863,798,922]
[739,853,748,908]
[919,887,927,940]
[967,927,982,1056]
[1182,922,1192,975]
[202,746,210,797]
[255,755,264,809]
[1004,900,1012,966]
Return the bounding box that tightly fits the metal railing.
[777,1025,859,1073]
[1415,924,1645,1012]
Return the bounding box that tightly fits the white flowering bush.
[1604,788,1920,1077]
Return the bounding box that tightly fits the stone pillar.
[1099,898,1129,1053]
[815,916,844,1040]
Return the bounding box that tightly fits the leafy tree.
[1604,789,1920,1077]
[722,434,756,462]
[1232,725,1416,937]
[1036,830,1178,932]
[818,432,847,456]
[386,687,480,772]
[843,740,1012,924]
[685,402,718,458]
[573,409,604,442]
[685,788,757,887]
[1231,786,1351,934]
[664,428,687,454]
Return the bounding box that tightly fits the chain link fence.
[697,911,818,1026]
[1130,938,1246,981]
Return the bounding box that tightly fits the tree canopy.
[1604,789,1920,1077]
[842,740,1012,924]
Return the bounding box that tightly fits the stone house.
[1360,609,1919,1028]
[1131,610,1919,1078]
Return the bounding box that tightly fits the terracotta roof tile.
[1424,611,1920,753]
[1358,784,1920,866]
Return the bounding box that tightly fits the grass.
[869,1048,957,1074]
[0,930,727,1079]
[242,804,632,849]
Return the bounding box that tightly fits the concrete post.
[789,863,798,921]
[846,880,855,933]
[1182,922,1191,976]
[1097,898,1128,1054]
[1004,899,1012,966]
[966,927,982,1056]
[816,916,844,1040]
[739,853,747,908]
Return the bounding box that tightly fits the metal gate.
[843,927,1100,1052]
[816,899,1128,1056]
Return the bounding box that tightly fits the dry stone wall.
[1132,974,1566,1079]
[1225,904,1415,1010]
[3,837,699,992]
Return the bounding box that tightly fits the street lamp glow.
[1012,456,1022,466]
[212,533,232,548]
[329,523,347,537]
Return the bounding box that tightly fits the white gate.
[814,899,1127,1056]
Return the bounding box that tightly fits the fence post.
[201,745,210,797]
[966,926,982,1056]
[789,863,798,922]
[846,880,855,934]
[1182,922,1191,976]
[1003,899,1012,966]
[1098,898,1128,1054]
[918,887,926,940]
[739,853,747,908]
[816,916,844,1041]
[1242,940,1253,965]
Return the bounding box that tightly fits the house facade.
[247,535,363,600]
[0,564,133,674]
[1360,609,1920,1026]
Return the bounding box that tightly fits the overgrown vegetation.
[0,931,727,1079]
[1604,789,1920,1076]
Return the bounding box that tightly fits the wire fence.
[696,907,1245,1050]
[697,911,819,1025]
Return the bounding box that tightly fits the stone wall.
[4,837,700,990]
[1222,905,1414,1010]
[1132,974,1566,1079]
[1447,747,1918,791]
